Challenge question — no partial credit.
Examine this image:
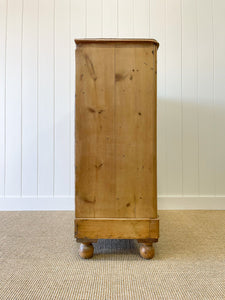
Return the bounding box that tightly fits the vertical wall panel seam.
[3,0,8,197]
[196,0,200,196]
[113,46,116,218]
[37,0,39,196]
[132,0,134,36]
[85,0,87,37]
[193,0,198,195]
[116,0,118,37]
[211,0,216,196]
[159,0,166,196]
[69,0,71,195]
[194,0,198,196]
[148,0,150,37]
[164,0,168,195]
[53,0,55,196]
[180,0,183,196]
[101,0,103,37]
[20,0,24,197]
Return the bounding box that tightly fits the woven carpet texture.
[0,211,224,299]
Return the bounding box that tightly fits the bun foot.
[79,243,94,259]
[139,242,155,259]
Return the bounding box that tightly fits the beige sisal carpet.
[0,211,224,299]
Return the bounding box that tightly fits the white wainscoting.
[0,196,225,211]
[0,0,225,210]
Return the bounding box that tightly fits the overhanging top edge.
[74,38,159,48]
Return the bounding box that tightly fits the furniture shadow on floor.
[92,239,142,260]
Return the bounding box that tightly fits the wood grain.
[75,44,116,217]
[114,46,137,217]
[75,218,159,239]
[132,44,157,218]
[75,39,159,48]
[75,40,159,243]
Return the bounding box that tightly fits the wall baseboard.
[0,195,225,211]
[0,196,74,211]
[158,195,225,210]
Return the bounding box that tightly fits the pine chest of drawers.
[74,39,159,259]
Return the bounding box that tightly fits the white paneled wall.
[0,0,225,210]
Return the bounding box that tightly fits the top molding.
[74,38,159,49]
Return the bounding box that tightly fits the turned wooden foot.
[139,242,155,259]
[79,243,94,259]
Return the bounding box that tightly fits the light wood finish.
[75,38,159,48]
[76,238,98,243]
[75,42,116,218]
[75,218,159,240]
[114,45,157,218]
[75,39,159,258]
[139,242,155,259]
[78,243,94,259]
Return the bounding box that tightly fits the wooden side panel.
[75,42,157,220]
[114,46,137,218]
[150,0,166,197]
[75,218,159,239]
[75,45,115,218]
[71,0,86,197]
[115,45,157,218]
[134,45,157,218]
